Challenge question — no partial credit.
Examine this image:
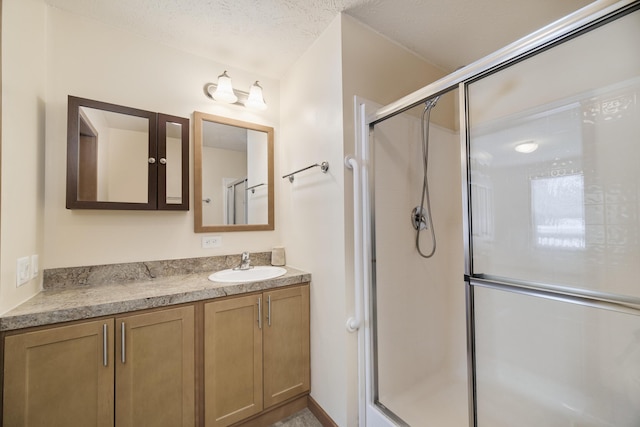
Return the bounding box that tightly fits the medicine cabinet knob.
[148,157,156,164]
[159,158,167,165]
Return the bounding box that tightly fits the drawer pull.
[102,324,108,367]
[121,322,126,364]
[257,297,262,329]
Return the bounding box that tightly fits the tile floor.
[270,408,323,427]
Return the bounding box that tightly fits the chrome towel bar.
[246,182,266,193]
[282,161,329,183]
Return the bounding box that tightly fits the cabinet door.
[115,306,195,427]
[204,294,263,427]
[3,319,115,427]
[263,284,310,408]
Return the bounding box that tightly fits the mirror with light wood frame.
[194,111,274,232]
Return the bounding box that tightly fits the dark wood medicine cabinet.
[66,96,189,210]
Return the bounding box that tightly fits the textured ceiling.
[44,0,594,78]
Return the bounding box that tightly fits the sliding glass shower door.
[466,5,640,426]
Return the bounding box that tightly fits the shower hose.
[415,96,439,258]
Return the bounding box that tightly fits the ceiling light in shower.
[514,141,539,153]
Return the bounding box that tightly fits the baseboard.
[307,396,338,427]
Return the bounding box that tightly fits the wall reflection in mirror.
[78,106,150,203]
[194,112,274,232]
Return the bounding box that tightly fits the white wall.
[280,13,452,425]
[0,0,47,314]
[42,6,280,270]
[280,15,348,426]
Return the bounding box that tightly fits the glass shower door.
[367,93,469,426]
[466,5,640,426]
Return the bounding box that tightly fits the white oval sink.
[208,266,287,283]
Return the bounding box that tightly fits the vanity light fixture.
[514,141,539,153]
[205,72,268,110]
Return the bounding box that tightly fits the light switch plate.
[17,257,31,287]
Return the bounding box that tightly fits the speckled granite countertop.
[0,254,310,332]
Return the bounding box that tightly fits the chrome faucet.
[236,252,252,270]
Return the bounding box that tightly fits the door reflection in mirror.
[164,121,184,205]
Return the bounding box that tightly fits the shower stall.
[351,1,640,425]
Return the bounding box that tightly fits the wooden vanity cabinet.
[262,285,311,408]
[204,284,310,427]
[204,293,264,426]
[3,305,195,427]
[115,307,195,427]
[3,319,115,427]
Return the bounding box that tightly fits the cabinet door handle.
[103,323,108,367]
[121,322,126,364]
[257,297,262,329]
[159,158,167,165]
[267,295,271,327]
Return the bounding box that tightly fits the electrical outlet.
[16,257,31,287]
[202,235,222,249]
[31,254,39,279]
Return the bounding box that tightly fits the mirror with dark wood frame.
[67,96,189,210]
[194,111,274,232]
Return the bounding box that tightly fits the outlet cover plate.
[17,257,31,287]
[202,235,222,249]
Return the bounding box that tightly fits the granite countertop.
[0,254,310,332]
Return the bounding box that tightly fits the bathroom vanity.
[0,255,311,427]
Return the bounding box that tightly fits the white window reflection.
[531,174,585,249]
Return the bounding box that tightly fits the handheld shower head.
[425,95,440,110]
